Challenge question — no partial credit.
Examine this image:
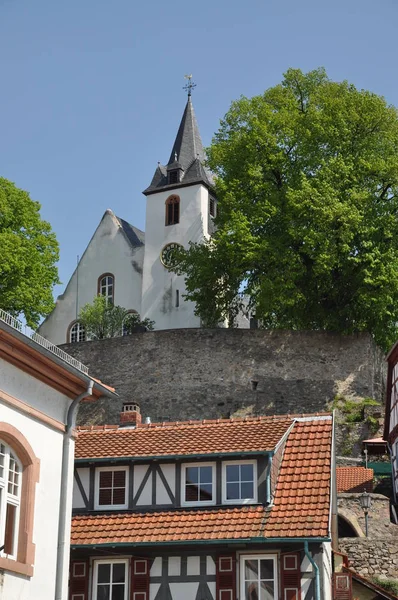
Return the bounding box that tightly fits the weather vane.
[183,74,196,97]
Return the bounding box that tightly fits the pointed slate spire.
[167,96,205,171]
[143,96,214,195]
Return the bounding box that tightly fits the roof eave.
[75,449,274,464]
[71,536,331,549]
[143,178,215,196]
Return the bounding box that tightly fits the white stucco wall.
[141,184,209,330]
[0,360,74,600]
[321,542,332,600]
[73,467,90,509]
[38,210,144,345]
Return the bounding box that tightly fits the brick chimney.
[119,402,142,428]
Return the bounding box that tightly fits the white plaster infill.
[0,308,89,374]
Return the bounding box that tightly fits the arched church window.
[68,321,86,343]
[0,441,21,558]
[165,196,180,226]
[98,274,114,304]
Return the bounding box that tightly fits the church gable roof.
[115,215,144,248]
[143,97,214,195]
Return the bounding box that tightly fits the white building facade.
[39,92,216,344]
[0,310,117,599]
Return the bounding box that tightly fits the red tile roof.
[71,416,333,544]
[336,467,373,493]
[71,506,266,545]
[264,419,332,537]
[75,416,298,459]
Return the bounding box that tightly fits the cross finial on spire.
[183,74,196,97]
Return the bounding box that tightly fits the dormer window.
[181,462,216,506]
[165,195,180,226]
[168,170,179,184]
[222,461,257,504]
[94,467,128,510]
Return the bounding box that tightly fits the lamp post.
[360,490,371,537]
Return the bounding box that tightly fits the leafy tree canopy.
[175,68,398,350]
[0,177,59,326]
[78,296,154,339]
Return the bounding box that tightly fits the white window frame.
[239,553,278,600]
[181,462,216,507]
[222,460,257,505]
[70,321,86,343]
[94,466,129,510]
[93,558,129,600]
[99,275,114,305]
[0,441,22,560]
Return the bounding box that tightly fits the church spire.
[143,79,213,195]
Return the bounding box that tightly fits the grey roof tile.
[116,216,145,247]
[143,97,214,194]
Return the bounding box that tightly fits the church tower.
[141,81,215,330]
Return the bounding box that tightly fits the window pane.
[97,585,110,600]
[199,484,212,501]
[245,559,258,580]
[200,466,212,483]
[113,471,126,487]
[241,482,254,499]
[241,464,254,481]
[99,489,112,505]
[260,581,274,600]
[245,581,259,600]
[226,465,240,482]
[112,488,126,505]
[112,585,126,600]
[260,559,274,580]
[186,467,198,484]
[98,563,111,583]
[112,563,126,583]
[185,484,199,501]
[4,503,16,555]
[226,482,239,500]
[100,471,113,487]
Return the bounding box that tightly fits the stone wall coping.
[338,493,390,501]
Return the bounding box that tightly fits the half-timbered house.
[70,405,336,600]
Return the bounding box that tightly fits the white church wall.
[141,184,209,330]
[38,210,144,345]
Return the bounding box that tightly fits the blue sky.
[1,0,397,301]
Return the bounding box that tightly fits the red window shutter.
[333,573,352,600]
[69,560,89,600]
[216,554,236,600]
[131,558,150,600]
[280,553,301,600]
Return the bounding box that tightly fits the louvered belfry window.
[165,195,180,226]
[95,467,128,509]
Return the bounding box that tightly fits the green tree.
[0,177,59,326]
[78,296,154,339]
[176,68,398,350]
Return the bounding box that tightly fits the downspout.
[304,541,320,600]
[265,455,272,505]
[55,380,94,600]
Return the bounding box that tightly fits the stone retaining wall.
[60,330,385,452]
